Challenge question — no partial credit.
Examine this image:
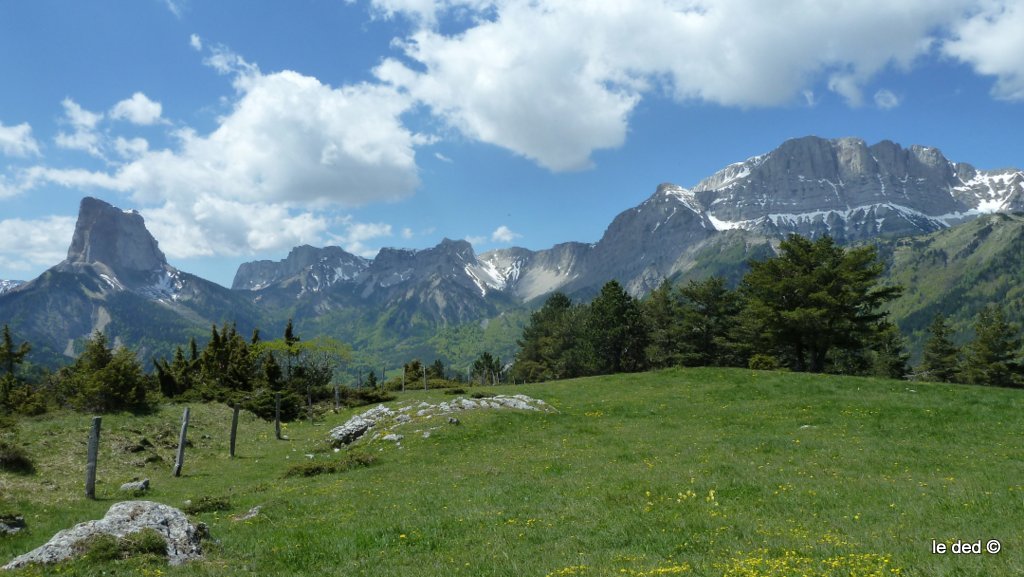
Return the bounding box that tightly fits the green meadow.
[1,368,1022,576]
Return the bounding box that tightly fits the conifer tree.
[642,281,683,369]
[740,234,901,373]
[586,280,648,374]
[920,314,960,382]
[677,276,742,367]
[961,305,1021,387]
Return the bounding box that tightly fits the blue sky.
[1,0,1022,287]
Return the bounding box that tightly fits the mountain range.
[1,135,1021,371]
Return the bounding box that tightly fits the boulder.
[120,478,150,493]
[2,501,206,570]
[0,516,25,537]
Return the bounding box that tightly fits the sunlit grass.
[2,368,1023,576]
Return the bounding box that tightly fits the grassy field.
[1,368,1023,576]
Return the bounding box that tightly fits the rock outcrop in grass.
[2,501,206,570]
[328,394,555,446]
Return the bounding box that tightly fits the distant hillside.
[881,212,1024,359]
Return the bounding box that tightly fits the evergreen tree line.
[513,234,913,381]
[0,320,351,419]
[920,306,1024,387]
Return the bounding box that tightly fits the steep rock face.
[231,245,368,293]
[64,197,167,277]
[0,197,259,364]
[352,239,507,325]
[693,136,1022,241]
[480,243,590,302]
[582,184,716,295]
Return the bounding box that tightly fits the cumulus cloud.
[373,0,980,170]
[114,136,150,159]
[329,219,394,257]
[0,215,76,272]
[944,0,1024,100]
[24,48,424,261]
[55,98,104,157]
[0,121,41,158]
[491,225,520,243]
[873,89,902,110]
[110,92,164,125]
[189,33,203,51]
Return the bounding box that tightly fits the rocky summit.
[689,136,1023,241]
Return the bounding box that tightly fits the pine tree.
[677,276,742,367]
[586,280,648,374]
[0,325,31,407]
[920,314,960,382]
[642,281,684,369]
[512,292,587,381]
[961,305,1021,387]
[741,235,901,373]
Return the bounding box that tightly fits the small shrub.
[470,391,493,399]
[748,354,782,371]
[122,528,168,557]
[183,495,230,515]
[0,440,34,474]
[443,388,467,395]
[284,451,377,478]
[75,529,167,562]
[244,389,303,422]
[347,388,396,407]
[76,534,122,562]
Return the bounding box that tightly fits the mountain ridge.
[1,135,1021,370]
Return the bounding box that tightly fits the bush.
[122,528,168,557]
[243,389,303,422]
[345,388,395,407]
[284,451,377,478]
[0,440,34,474]
[443,388,467,395]
[183,495,230,515]
[75,528,167,562]
[748,354,782,371]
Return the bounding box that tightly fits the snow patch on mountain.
[0,280,25,295]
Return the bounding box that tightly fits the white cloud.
[944,0,1024,100]
[162,0,183,18]
[491,225,520,243]
[55,98,104,157]
[329,219,394,257]
[190,33,203,51]
[374,0,976,170]
[873,89,901,110]
[0,215,76,272]
[464,235,487,246]
[434,152,453,163]
[0,121,41,157]
[110,92,164,125]
[25,52,424,260]
[401,227,414,239]
[114,136,150,159]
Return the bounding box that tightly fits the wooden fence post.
[85,416,101,500]
[274,392,282,440]
[173,407,190,477]
[229,404,240,458]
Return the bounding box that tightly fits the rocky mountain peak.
[64,197,167,277]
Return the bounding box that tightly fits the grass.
[1,367,1023,576]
